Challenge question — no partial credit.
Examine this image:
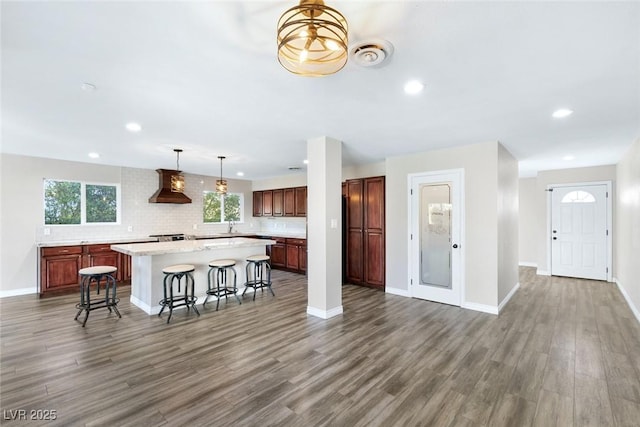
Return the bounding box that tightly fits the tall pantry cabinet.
[344,176,385,290]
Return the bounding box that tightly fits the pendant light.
[277,0,348,77]
[170,149,185,193]
[216,156,227,194]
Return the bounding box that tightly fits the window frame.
[202,191,245,224]
[43,178,121,226]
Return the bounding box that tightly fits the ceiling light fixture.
[125,122,142,132]
[404,80,424,95]
[552,109,573,118]
[277,0,348,77]
[216,156,228,195]
[88,152,100,159]
[171,149,185,193]
[236,172,245,177]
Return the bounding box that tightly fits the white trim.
[461,301,498,315]
[614,278,640,324]
[547,181,613,282]
[130,295,158,314]
[0,287,37,298]
[537,269,550,276]
[385,286,410,297]
[307,305,343,319]
[519,262,537,268]
[498,282,520,313]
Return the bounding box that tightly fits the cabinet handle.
[60,250,69,253]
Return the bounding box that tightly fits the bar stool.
[242,255,274,301]
[204,259,241,311]
[158,264,199,323]
[75,266,121,327]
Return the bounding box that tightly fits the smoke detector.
[350,39,394,68]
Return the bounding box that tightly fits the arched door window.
[561,190,596,203]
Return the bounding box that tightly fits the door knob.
[452,244,459,248]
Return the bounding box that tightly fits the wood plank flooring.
[1,267,639,426]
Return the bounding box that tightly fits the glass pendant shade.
[171,174,185,193]
[171,149,185,193]
[216,156,227,194]
[277,0,348,77]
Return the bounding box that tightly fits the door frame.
[407,168,465,306]
[546,180,612,282]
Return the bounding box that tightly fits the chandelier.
[170,149,185,193]
[216,156,227,194]
[277,0,348,77]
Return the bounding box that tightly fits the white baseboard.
[498,282,520,313]
[385,286,410,297]
[307,305,343,319]
[519,262,537,268]
[462,301,498,315]
[537,269,550,276]
[0,287,37,298]
[614,278,640,324]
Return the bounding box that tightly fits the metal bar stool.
[242,255,274,301]
[75,266,121,327]
[158,264,199,323]
[204,259,241,311]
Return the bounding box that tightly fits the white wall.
[386,141,504,309]
[0,153,254,295]
[518,177,538,265]
[534,165,616,274]
[615,138,640,321]
[342,161,385,181]
[252,173,306,191]
[497,143,519,304]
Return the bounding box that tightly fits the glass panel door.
[420,183,452,289]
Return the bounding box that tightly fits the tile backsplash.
[36,167,306,243]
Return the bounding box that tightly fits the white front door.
[410,170,463,306]
[550,184,609,280]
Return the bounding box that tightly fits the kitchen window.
[44,179,120,225]
[203,192,243,223]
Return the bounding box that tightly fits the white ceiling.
[2,1,639,180]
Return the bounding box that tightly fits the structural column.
[306,136,343,318]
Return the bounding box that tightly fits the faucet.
[228,220,234,234]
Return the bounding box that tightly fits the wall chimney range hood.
[148,169,192,204]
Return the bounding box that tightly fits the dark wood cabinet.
[40,242,136,296]
[295,186,307,217]
[272,189,284,216]
[344,176,385,290]
[269,238,287,268]
[253,186,307,217]
[284,188,295,216]
[253,191,263,217]
[262,190,273,216]
[285,238,306,272]
[41,246,83,292]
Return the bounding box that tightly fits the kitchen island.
[111,237,275,314]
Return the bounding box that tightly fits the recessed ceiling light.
[303,159,309,164]
[236,172,244,177]
[81,82,96,92]
[552,109,573,118]
[125,122,142,132]
[404,80,424,95]
[88,152,100,159]
[562,155,575,161]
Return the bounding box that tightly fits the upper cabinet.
[253,186,307,217]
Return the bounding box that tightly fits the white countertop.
[37,237,157,248]
[111,237,276,256]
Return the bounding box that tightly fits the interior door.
[551,184,608,280]
[410,170,463,306]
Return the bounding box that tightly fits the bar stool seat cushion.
[162,264,195,274]
[246,255,270,262]
[79,266,117,275]
[209,259,236,268]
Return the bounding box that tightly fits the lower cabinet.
[40,243,133,296]
[265,236,306,274]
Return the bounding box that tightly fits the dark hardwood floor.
[1,268,639,426]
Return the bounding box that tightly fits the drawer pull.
[60,250,69,253]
